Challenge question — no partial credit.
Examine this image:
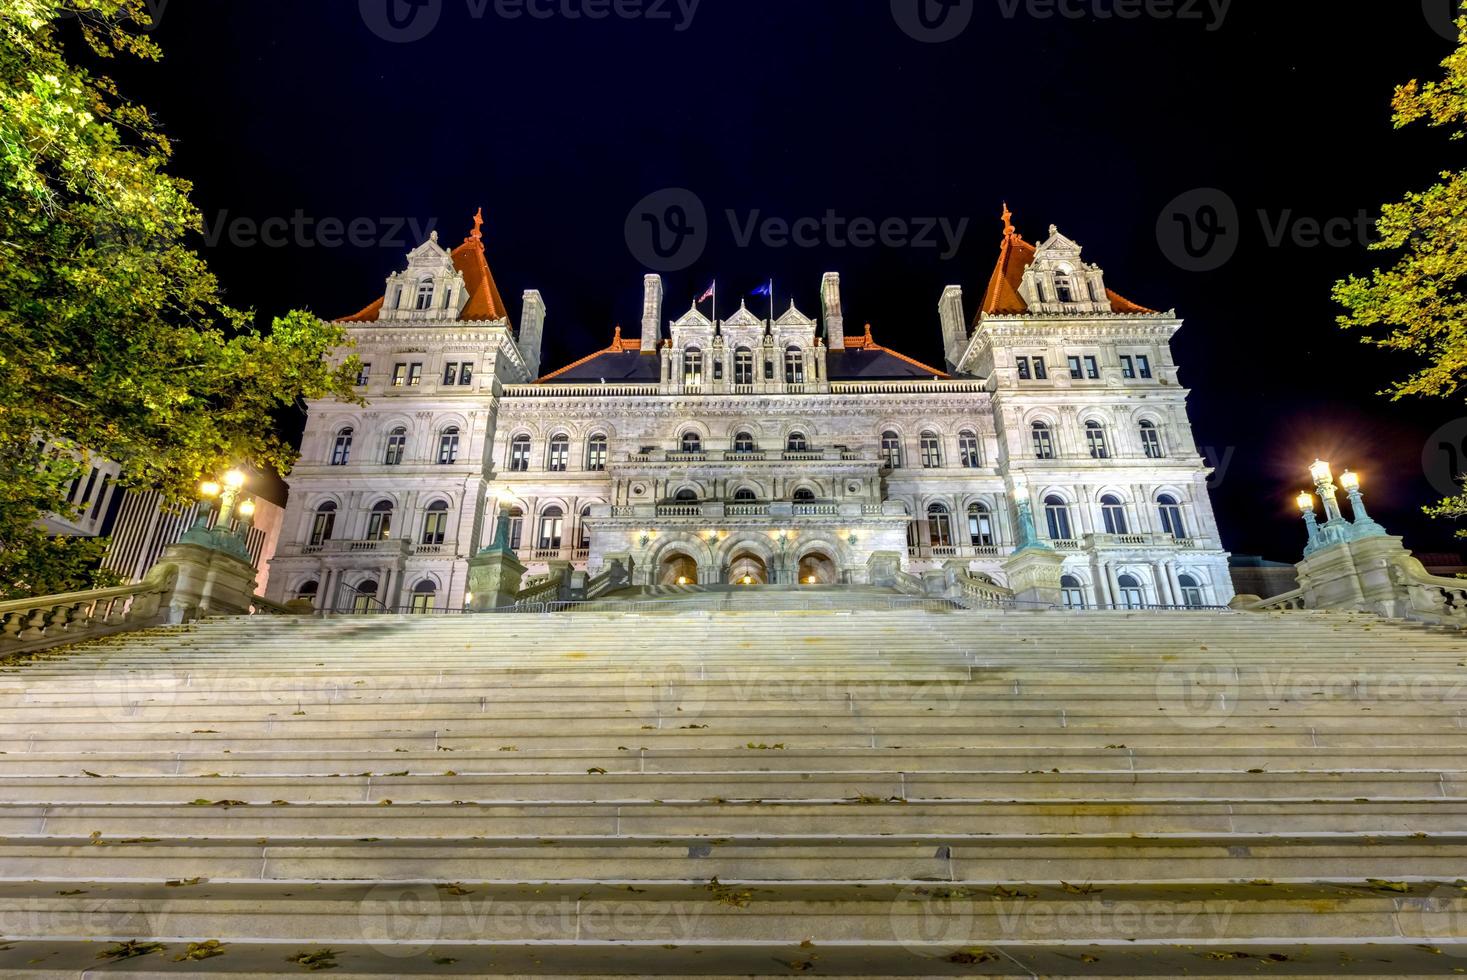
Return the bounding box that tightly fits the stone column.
[156,541,260,624]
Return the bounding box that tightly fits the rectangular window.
[356,363,371,386]
[408,363,423,387]
[393,363,407,387]
[713,361,723,381]
[1033,356,1048,380]
[90,476,112,520]
[1120,355,1135,379]
[1137,355,1153,379]
[1067,356,1082,380]
[443,362,458,385]
[458,363,473,385]
[1015,356,1031,380]
[1084,356,1100,380]
[587,439,607,472]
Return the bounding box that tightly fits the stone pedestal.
[466,550,528,611]
[1002,546,1066,608]
[155,541,259,624]
[1295,534,1429,618]
[866,551,904,589]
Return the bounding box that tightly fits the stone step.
[1,833,1464,883]
[11,799,1467,838]
[0,770,1459,805]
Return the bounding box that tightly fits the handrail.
[249,594,300,616]
[0,564,177,655]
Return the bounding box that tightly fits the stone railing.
[1403,572,1467,624]
[516,573,566,607]
[0,564,178,656]
[956,572,1017,609]
[1249,589,1307,611]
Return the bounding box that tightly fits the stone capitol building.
[266,208,1231,612]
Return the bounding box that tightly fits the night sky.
[104,1,1466,561]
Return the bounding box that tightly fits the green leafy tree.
[0,0,359,598]
[1334,14,1467,535]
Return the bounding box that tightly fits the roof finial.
[864,322,874,343]
[1001,202,1015,239]
[612,324,623,348]
[469,207,484,242]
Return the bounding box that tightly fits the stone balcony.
[598,500,901,522]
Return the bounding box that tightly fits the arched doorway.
[798,552,839,585]
[728,551,769,586]
[658,552,699,586]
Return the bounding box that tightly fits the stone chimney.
[641,274,663,353]
[939,285,967,372]
[822,272,845,350]
[520,290,546,379]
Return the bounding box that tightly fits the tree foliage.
[0,0,360,597]
[1333,14,1467,534]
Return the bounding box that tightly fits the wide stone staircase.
[0,607,1464,976]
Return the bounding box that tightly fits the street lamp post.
[1296,491,1322,554]
[1339,470,1388,539]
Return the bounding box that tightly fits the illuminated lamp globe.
[1340,470,1360,491]
[1308,459,1333,485]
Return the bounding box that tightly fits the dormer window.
[1055,273,1075,303]
[415,279,434,311]
[683,348,704,386]
[784,347,804,384]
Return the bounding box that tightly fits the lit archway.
[728,551,769,586]
[658,552,700,586]
[798,552,839,585]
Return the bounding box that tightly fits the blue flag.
[751,281,773,297]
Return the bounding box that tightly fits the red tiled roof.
[977,205,1157,319]
[841,323,949,378]
[538,326,643,382]
[334,209,510,324]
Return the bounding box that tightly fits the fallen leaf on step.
[587,767,608,775]
[285,948,340,970]
[97,941,167,961]
[436,884,474,896]
[947,949,997,965]
[1061,881,1102,894]
[56,889,87,896]
[1368,879,1411,893]
[166,877,206,887]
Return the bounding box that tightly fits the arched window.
[586,434,608,471]
[735,348,754,385]
[683,348,704,385]
[881,431,903,469]
[421,499,450,546]
[295,580,320,605]
[509,434,531,472]
[330,427,353,466]
[927,503,954,549]
[784,346,805,384]
[1085,420,1109,459]
[507,507,524,550]
[967,503,994,547]
[414,279,434,311]
[680,431,703,453]
[1101,494,1128,535]
[578,505,593,551]
[793,487,816,502]
[1044,496,1073,540]
[733,431,756,453]
[384,426,408,466]
[1139,420,1164,459]
[1031,422,1055,460]
[958,430,981,469]
[309,502,337,546]
[366,500,394,541]
[786,431,809,452]
[920,431,942,469]
[1157,494,1187,539]
[734,487,758,502]
[1178,573,1205,608]
[1054,272,1075,303]
[437,426,461,465]
[1060,575,1087,610]
[410,579,437,614]
[1117,573,1146,610]
[538,506,565,550]
[675,488,700,502]
[351,579,379,614]
[547,434,570,472]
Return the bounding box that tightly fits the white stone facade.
[268,214,1232,611]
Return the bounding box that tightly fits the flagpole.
[769,278,775,326]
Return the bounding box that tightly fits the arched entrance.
[798,552,839,585]
[728,551,769,586]
[658,552,700,586]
